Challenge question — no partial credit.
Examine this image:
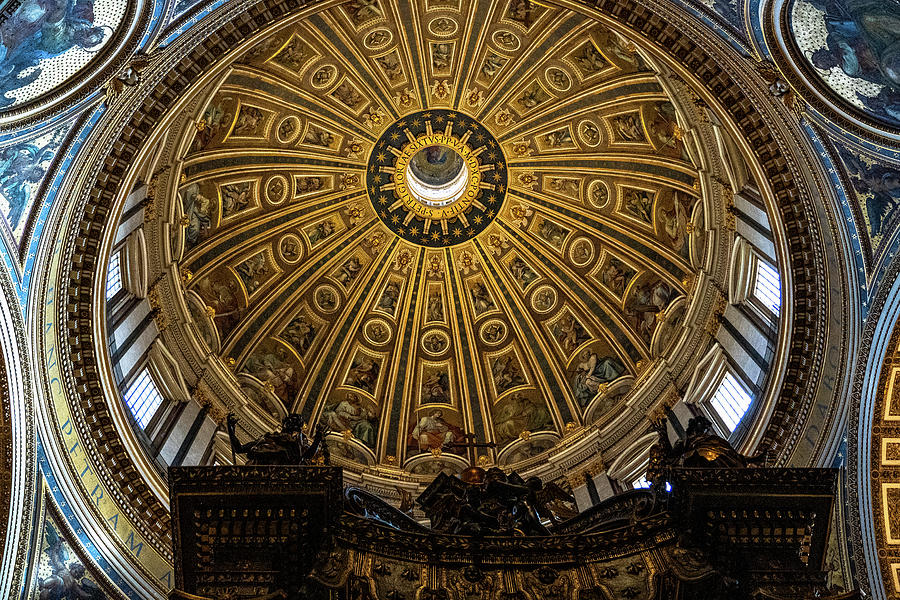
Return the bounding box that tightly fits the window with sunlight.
[106,251,123,299]
[709,371,753,433]
[124,369,164,429]
[753,259,781,316]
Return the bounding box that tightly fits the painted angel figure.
[0,0,110,107]
[38,523,105,600]
[0,134,60,228]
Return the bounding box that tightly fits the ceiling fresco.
[788,0,900,128]
[0,0,129,110]
[0,119,73,243]
[164,0,720,475]
[828,140,900,268]
[18,0,871,595]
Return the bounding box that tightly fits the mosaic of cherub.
[193,97,234,151]
[335,255,364,287]
[622,187,654,224]
[376,52,404,82]
[344,353,381,395]
[491,353,527,394]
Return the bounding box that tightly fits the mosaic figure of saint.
[408,409,463,453]
[421,369,451,404]
[469,281,495,315]
[181,184,213,248]
[491,354,526,394]
[280,314,317,355]
[345,355,380,394]
[321,393,377,448]
[494,393,552,442]
[571,349,624,405]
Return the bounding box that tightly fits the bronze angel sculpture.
[226,412,329,465]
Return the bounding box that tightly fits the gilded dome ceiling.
[148,0,737,479]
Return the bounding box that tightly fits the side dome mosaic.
[0,0,144,122]
[102,0,764,485]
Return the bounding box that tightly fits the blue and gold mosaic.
[367,109,507,247]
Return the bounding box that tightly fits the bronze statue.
[416,467,575,536]
[226,412,329,465]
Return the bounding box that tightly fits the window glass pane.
[632,475,671,491]
[106,252,123,299]
[710,371,753,433]
[123,369,164,429]
[753,259,781,315]
[632,475,651,489]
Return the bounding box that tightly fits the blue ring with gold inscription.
[367,109,507,248]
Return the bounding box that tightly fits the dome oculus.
[405,144,470,207]
[368,109,507,247]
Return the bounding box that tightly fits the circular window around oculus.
[368,109,507,247]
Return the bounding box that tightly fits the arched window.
[123,369,164,429]
[106,250,123,300]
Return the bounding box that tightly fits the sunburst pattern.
[169,0,716,475]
